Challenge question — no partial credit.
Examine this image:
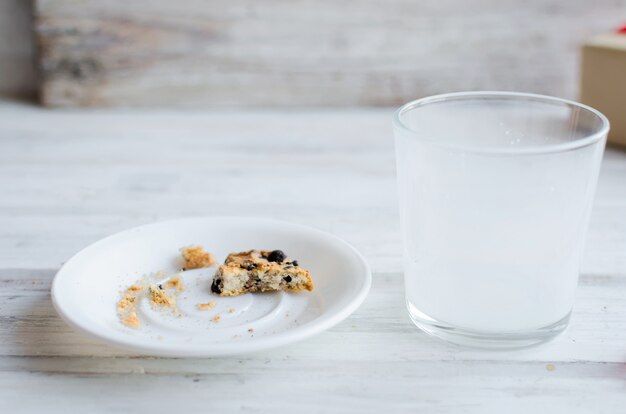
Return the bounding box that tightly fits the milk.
[395,101,605,333]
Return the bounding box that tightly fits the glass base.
[407,301,571,350]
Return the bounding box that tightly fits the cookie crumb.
[117,285,146,328]
[228,307,236,313]
[154,271,167,280]
[212,314,221,323]
[163,275,185,293]
[122,313,141,329]
[197,301,217,310]
[180,246,216,270]
[546,363,555,372]
[248,328,254,333]
[148,284,176,309]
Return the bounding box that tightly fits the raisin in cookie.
[211,250,314,296]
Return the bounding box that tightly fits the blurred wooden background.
[2,0,625,106]
[0,0,37,98]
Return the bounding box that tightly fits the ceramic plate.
[51,217,371,357]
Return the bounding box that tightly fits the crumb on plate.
[228,307,236,313]
[154,271,167,279]
[148,284,176,309]
[116,274,187,329]
[212,314,221,323]
[122,313,141,328]
[180,246,216,270]
[116,285,146,328]
[163,275,185,293]
[197,301,217,310]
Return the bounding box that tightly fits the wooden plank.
[1,358,625,413]
[33,0,626,107]
[1,268,625,362]
[0,104,624,273]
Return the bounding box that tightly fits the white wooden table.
[1,100,625,413]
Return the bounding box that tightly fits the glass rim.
[393,91,610,155]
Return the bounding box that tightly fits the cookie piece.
[180,245,216,270]
[196,301,217,310]
[148,284,177,309]
[211,250,314,296]
[116,284,145,329]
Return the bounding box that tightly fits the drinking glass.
[393,92,609,348]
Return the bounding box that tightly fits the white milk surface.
[395,101,605,332]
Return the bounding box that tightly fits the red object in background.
[617,24,626,34]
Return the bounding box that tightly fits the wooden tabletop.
[1,100,625,413]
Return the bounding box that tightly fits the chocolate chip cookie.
[211,250,314,296]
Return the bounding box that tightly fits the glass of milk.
[393,92,609,348]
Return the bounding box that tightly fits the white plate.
[52,217,371,357]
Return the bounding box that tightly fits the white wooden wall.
[0,0,37,98]
[2,1,626,104]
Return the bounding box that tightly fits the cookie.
[211,250,314,296]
